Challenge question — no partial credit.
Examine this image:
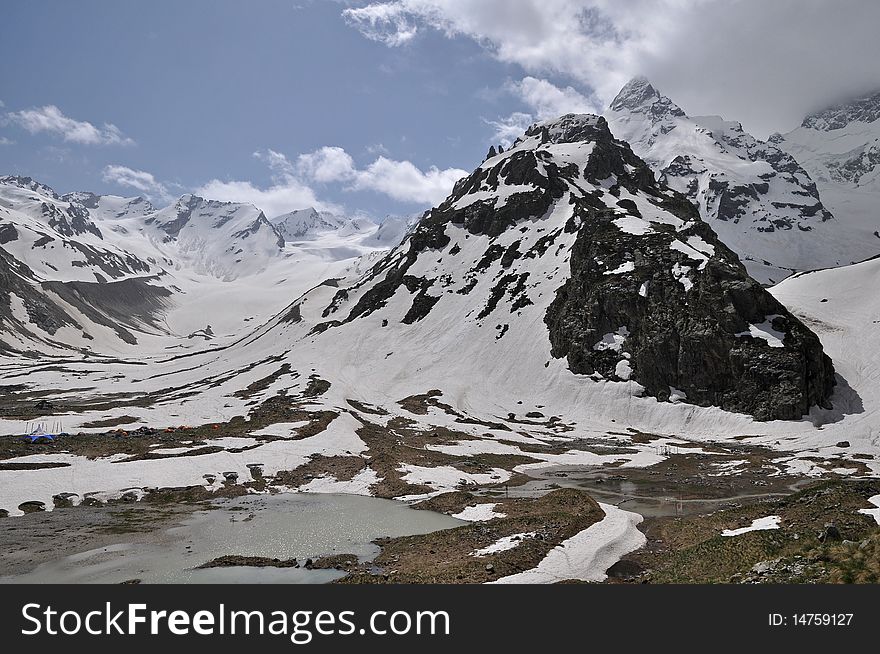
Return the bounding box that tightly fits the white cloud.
[296,146,357,183]
[195,177,330,218]
[484,112,533,149]
[6,105,134,145]
[295,145,466,205]
[253,148,296,177]
[196,145,465,218]
[342,0,880,137]
[343,3,420,46]
[351,156,466,204]
[485,77,595,147]
[0,136,13,146]
[510,77,594,120]
[102,165,170,201]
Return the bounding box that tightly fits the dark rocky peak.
[609,77,686,120]
[63,191,101,209]
[802,90,880,131]
[434,113,667,238]
[525,113,609,144]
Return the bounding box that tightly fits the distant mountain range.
[605,77,880,284]
[0,176,411,355]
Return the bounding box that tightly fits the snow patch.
[452,503,506,522]
[858,494,880,526]
[721,515,781,537]
[471,532,536,557]
[736,316,785,348]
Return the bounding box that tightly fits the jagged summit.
[0,175,62,200]
[609,77,685,120]
[610,76,658,110]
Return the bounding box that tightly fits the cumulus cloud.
[296,146,357,183]
[196,151,330,218]
[510,77,594,120]
[196,146,463,216]
[342,0,880,137]
[6,105,134,145]
[350,156,466,204]
[295,146,467,205]
[486,77,595,146]
[102,165,171,201]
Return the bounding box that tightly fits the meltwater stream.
[0,493,464,584]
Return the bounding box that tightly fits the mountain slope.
[773,90,880,254]
[604,78,874,284]
[250,114,834,420]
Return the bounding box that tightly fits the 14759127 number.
[769,613,854,627]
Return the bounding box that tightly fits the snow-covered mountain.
[271,208,348,241]
[772,90,880,254]
[0,178,404,355]
[604,78,875,284]
[230,114,834,420]
[0,176,172,353]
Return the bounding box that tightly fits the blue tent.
[23,433,55,443]
[22,425,56,443]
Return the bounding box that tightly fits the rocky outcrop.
[545,202,834,420]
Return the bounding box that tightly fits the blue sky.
[0,0,529,217]
[2,1,879,219]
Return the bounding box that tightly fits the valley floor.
[0,257,878,584]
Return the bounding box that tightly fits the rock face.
[292,113,835,420]
[544,202,834,420]
[604,78,868,284]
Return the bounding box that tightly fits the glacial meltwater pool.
[0,493,464,584]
